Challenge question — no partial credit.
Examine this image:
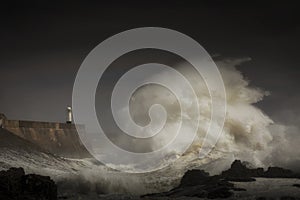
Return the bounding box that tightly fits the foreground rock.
[144,160,300,199]
[0,167,57,200]
[145,170,236,199]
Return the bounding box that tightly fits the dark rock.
[58,196,68,199]
[179,169,210,187]
[232,187,247,191]
[256,197,267,200]
[264,167,295,178]
[224,176,256,182]
[0,167,25,197]
[23,174,57,199]
[0,167,57,200]
[280,196,300,200]
[293,184,300,188]
[207,186,233,199]
[144,160,300,199]
[145,169,235,199]
[221,160,262,181]
[221,160,298,180]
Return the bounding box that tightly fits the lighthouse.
[66,106,72,124]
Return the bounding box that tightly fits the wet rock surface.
[144,160,300,199]
[144,169,236,199]
[0,167,57,200]
[1,159,299,199]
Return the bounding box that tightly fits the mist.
[114,57,300,173]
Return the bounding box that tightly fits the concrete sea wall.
[1,116,90,158]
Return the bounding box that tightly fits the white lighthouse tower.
[66,106,72,124]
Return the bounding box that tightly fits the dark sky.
[0,0,299,125]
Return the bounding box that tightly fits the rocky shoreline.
[144,160,300,199]
[1,160,299,200]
